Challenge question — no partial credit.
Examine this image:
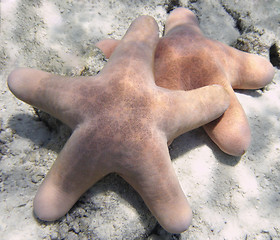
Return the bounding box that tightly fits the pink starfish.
[7,16,230,233]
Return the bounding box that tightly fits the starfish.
[7,16,230,233]
[96,8,275,156]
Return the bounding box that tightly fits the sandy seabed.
[0,0,280,239]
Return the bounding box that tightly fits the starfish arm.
[7,68,88,128]
[203,87,251,156]
[100,16,159,85]
[230,48,275,89]
[118,137,192,234]
[164,8,202,36]
[95,38,120,59]
[33,125,110,221]
[161,85,230,143]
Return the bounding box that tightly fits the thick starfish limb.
[229,48,275,89]
[119,137,192,234]
[95,39,120,59]
[203,87,250,156]
[33,125,110,221]
[161,85,230,143]
[101,15,159,83]
[7,68,86,129]
[96,15,159,62]
[164,7,201,36]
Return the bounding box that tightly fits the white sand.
[0,0,279,239]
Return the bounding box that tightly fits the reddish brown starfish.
[96,8,275,156]
[7,16,230,233]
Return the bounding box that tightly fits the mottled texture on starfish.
[7,16,230,233]
[96,8,275,156]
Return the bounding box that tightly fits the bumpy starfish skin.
[96,8,275,156]
[8,16,230,233]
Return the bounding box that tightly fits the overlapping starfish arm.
[8,15,230,233]
[95,38,120,60]
[159,85,230,143]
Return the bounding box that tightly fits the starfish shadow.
[7,113,52,147]
[169,128,207,160]
[234,89,263,98]
[208,141,241,166]
[169,127,241,166]
[77,174,155,226]
[234,88,263,98]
